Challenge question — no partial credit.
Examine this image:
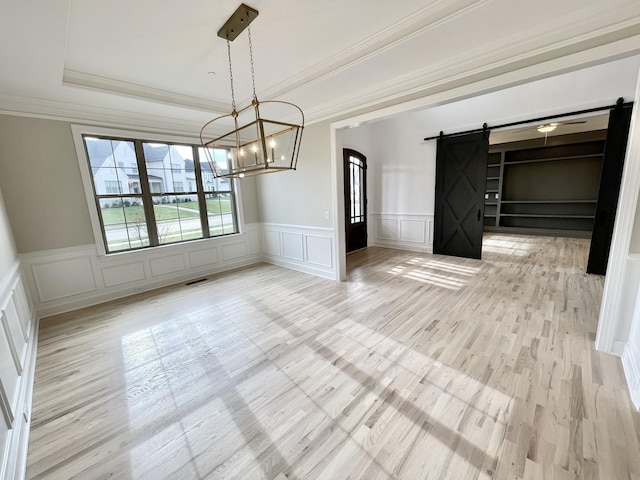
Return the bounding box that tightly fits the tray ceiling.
[2,0,640,131]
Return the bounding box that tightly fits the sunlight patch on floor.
[387,258,480,290]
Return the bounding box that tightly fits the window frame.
[71,125,246,256]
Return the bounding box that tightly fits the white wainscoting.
[20,225,262,318]
[369,213,434,253]
[261,223,336,280]
[0,261,37,480]
[623,341,640,411]
[622,256,640,412]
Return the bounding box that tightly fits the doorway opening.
[480,104,632,275]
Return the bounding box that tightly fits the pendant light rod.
[202,2,304,179]
[423,97,631,141]
[217,4,259,41]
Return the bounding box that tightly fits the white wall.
[341,122,436,252]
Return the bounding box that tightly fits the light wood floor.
[26,234,640,479]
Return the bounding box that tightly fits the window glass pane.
[205,193,236,236]
[104,180,122,194]
[85,138,135,195]
[152,195,203,244]
[99,197,149,252]
[349,158,364,224]
[199,147,232,190]
[143,143,195,195]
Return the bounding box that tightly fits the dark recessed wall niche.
[484,131,607,238]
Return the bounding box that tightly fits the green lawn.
[105,220,234,251]
[100,197,233,227]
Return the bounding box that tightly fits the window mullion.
[194,147,210,238]
[133,140,159,245]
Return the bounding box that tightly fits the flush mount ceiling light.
[200,3,304,179]
[537,123,558,133]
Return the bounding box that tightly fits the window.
[83,135,239,253]
[105,180,122,194]
[349,155,365,224]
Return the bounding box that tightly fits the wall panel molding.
[0,262,37,480]
[31,256,97,302]
[623,342,640,411]
[261,223,336,280]
[369,213,434,253]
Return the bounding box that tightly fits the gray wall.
[0,115,94,252]
[0,114,260,253]
[256,121,333,228]
[630,192,640,253]
[0,185,17,277]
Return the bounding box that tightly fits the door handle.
[478,209,481,221]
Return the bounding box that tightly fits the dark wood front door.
[587,102,633,275]
[434,132,489,259]
[344,149,367,253]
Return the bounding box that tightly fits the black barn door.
[434,132,489,259]
[344,149,367,253]
[587,102,633,275]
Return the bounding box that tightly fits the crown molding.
[330,39,640,132]
[259,0,492,101]
[261,1,640,104]
[306,14,640,124]
[0,93,216,137]
[62,69,230,114]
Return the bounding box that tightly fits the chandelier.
[200,4,304,179]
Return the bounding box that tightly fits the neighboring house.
[85,140,229,201]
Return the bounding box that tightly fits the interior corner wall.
[0,185,17,278]
[239,176,259,224]
[256,121,333,228]
[630,190,640,253]
[0,115,95,253]
[255,121,337,279]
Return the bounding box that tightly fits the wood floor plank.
[25,233,640,479]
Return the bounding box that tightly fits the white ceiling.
[2,0,640,132]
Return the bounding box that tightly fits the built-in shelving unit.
[483,151,502,227]
[483,132,607,238]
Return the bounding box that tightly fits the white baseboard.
[622,342,640,411]
[264,255,336,281]
[371,240,433,254]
